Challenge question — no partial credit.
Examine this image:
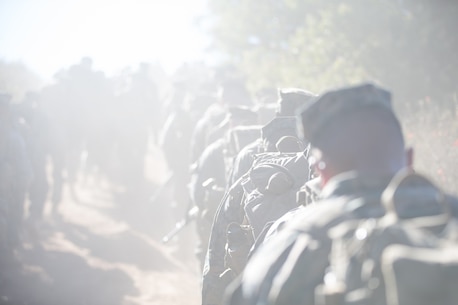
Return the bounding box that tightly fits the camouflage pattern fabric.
[202,151,309,305]
[224,171,458,305]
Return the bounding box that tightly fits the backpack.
[241,151,310,239]
[221,151,310,286]
[315,170,458,305]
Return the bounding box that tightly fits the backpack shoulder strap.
[381,169,449,229]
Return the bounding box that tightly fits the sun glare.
[0,0,209,79]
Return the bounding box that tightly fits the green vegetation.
[205,0,458,192]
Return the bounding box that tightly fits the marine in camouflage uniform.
[190,106,259,269]
[189,79,253,165]
[21,92,50,225]
[159,85,198,217]
[201,89,316,305]
[227,88,315,186]
[224,83,458,305]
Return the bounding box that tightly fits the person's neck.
[320,170,399,199]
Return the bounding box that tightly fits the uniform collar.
[320,171,394,200]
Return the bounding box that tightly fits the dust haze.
[0,1,457,304]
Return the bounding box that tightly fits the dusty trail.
[0,148,201,305]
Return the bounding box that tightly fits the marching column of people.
[164,80,323,303]
[232,84,458,305]
[201,89,317,305]
[174,82,458,305]
[0,59,163,278]
[2,60,456,305]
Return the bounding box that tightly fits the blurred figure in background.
[20,92,51,227]
[159,81,194,215]
[0,93,32,249]
[190,105,259,269]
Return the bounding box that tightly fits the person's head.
[299,83,412,186]
[218,79,252,107]
[261,117,303,152]
[276,88,316,117]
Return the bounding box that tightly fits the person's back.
[224,83,458,305]
[190,106,259,268]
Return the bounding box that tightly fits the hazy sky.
[0,0,210,79]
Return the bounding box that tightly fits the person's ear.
[405,147,414,169]
[310,148,332,187]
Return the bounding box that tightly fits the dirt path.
[1,148,201,305]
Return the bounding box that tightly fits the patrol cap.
[298,83,399,144]
[277,88,316,116]
[261,116,297,141]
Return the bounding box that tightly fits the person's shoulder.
[263,205,307,243]
[237,203,336,305]
[286,196,352,232]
